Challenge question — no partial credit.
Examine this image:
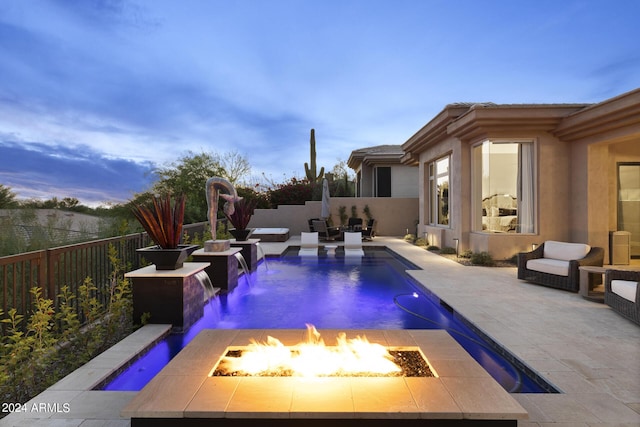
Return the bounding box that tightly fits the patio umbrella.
[321,178,330,219]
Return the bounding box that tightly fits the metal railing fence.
[0,222,207,334]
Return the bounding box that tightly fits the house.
[400,88,640,261]
[347,145,418,197]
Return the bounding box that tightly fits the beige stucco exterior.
[249,197,419,237]
[347,145,418,197]
[401,89,640,261]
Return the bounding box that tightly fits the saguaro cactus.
[304,128,324,183]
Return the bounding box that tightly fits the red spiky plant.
[131,194,186,249]
[224,197,257,230]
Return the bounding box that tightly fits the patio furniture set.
[518,240,639,325]
[308,218,375,241]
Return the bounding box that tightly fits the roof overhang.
[347,146,405,170]
[553,88,640,143]
[448,104,588,142]
[400,105,470,165]
[400,103,591,165]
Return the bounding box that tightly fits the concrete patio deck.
[2,237,639,426]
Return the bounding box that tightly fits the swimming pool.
[102,248,556,393]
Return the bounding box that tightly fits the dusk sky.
[1,0,639,205]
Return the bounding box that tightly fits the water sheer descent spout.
[205,177,240,242]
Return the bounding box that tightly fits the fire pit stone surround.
[122,329,527,426]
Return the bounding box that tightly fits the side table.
[578,266,605,303]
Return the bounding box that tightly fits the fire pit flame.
[214,325,403,377]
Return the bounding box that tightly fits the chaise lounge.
[517,240,604,292]
[604,269,639,325]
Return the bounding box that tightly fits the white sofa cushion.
[611,279,638,303]
[527,258,570,277]
[544,241,591,262]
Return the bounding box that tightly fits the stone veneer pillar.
[125,262,209,333]
[191,248,242,291]
[230,238,260,271]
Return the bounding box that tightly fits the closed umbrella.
[321,178,330,219]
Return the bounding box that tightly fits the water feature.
[194,270,216,303]
[255,241,268,270]
[103,248,557,393]
[234,251,252,286]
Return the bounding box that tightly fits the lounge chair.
[517,241,604,292]
[362,219,376,241]
[344,232,365,256]
[298,232,319,256]
[312,220,341,241]
[604,269,639,325]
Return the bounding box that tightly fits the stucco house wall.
[401,89,640,261]
[347,145,418,198]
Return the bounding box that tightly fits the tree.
[329,160,355,197]
[151,151,226,223]
[0,184,18,208]
[216,150,251,184]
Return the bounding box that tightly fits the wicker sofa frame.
[604,269,640,326]
[517,243,604,292]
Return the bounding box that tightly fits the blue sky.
[1,0,639,205]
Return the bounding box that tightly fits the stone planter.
[229,228,253,241]
[136,244,199,270]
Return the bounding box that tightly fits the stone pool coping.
[3,237,639,426]
[0,324,171,426]
[121,329,527,426]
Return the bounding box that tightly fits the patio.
[2,237,639,426]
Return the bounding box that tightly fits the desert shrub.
[236,186,270,209]
[470,251,495,266]
[427,245,440,251]
[267,178,313,207]
[338,206,348,226]
[460,249,473,259]
[0,244,133,410]
[404,234,416,243]
[440,246,457,255]
[414,238,427,247]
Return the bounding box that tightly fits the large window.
[428,156,450,226]
[472,140,535,233]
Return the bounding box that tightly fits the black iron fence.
[0,222,207,334]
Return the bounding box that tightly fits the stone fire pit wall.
[122,329,528,426]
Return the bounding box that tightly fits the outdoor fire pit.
[122,328,527,426]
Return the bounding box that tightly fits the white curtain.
[517,143,535,233]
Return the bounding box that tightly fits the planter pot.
[229,228,253,241]
[137,244,199,270]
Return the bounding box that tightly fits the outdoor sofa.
[517,240,604,292]
[605,269,639,325]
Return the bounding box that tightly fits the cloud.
[0,139,155,204]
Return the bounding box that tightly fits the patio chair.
[343,232,365,256]
[604,269,639,325]
[348,217,363,231]
[298,232,319,256]
[308,218,321,232]
[517,241,604,292]
[362,219,376,241]
[312,220,341,241]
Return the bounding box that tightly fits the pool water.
[103,248,555,393]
